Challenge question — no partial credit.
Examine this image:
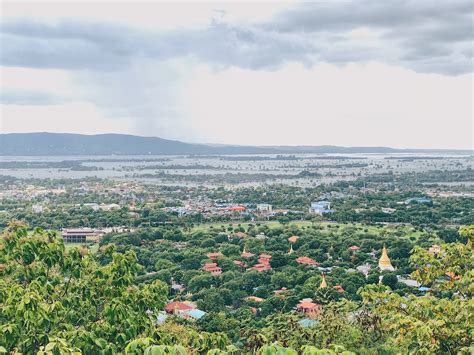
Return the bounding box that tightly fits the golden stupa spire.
[379,244,394,271]
[288,244,294,255]
[243,246,247,253]
[319,274,327,288]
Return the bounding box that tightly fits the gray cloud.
[1,1,472,75]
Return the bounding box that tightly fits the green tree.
[0,223,168,353]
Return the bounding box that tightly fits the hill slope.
[0,133,470,155]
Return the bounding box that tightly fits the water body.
[0,154,471,186]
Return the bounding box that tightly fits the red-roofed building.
[207,252,223,260]
[348,245,360,251]
[226,206,246,212]
[234,260,247,268]
[165,301,194,314]
[241,248,255,258]
[332,285,345,293]
[203,262,222,276]
[296,301,322,318]
[259,254,272,265]
[296,256,319,266]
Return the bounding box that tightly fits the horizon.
[1,1,473,149]
[2,131,472,151]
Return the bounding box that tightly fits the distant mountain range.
[0,133,471,156]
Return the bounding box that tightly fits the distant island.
[0,132,471,156]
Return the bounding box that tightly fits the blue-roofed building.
[299,318,319,328]
[182,309,206,321]
[309,201,333,215]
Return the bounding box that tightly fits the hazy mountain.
[0,133,470,156]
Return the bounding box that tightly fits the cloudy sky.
[1,0,473,149]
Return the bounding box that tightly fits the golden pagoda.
[319,274,327,288]
[378,245,394,271]
[288,244,294,255]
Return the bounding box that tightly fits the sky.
[0,0,473,149]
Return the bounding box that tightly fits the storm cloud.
[1,0,473,75]
[1,1,472,148]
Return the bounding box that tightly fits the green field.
[191,220,430,241]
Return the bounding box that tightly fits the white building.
[256,204,273,213]
[309,201,332,215]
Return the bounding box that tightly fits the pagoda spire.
[288,244,294,255]
[319,274,327,288]
[378,244,394,271]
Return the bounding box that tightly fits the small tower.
[379,245,394,271]
[288,244,294,255]
[319,274,327,288]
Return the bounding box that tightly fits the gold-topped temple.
[378,245,394,271]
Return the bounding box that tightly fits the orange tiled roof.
[296,256,319,266]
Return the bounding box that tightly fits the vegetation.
[1,222,472,353]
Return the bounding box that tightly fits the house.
[171,282,185,293]
[181,309,206,321]
[296,299,322,319]
[241,247,255,258]
[226,206,246,212]
[233,260,247,268]
[202,262,222,276]
[309,201,333,215]
[258,254,272,265]
[256,204,272,213]
[382,207,396,214]
[332,285,345,293]
[165,301,194,314]
[348,245,360,251]
[61,228,103,243]
[296,256,319,266]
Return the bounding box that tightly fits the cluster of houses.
[156,300,207,324]
[194,244,433,327]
